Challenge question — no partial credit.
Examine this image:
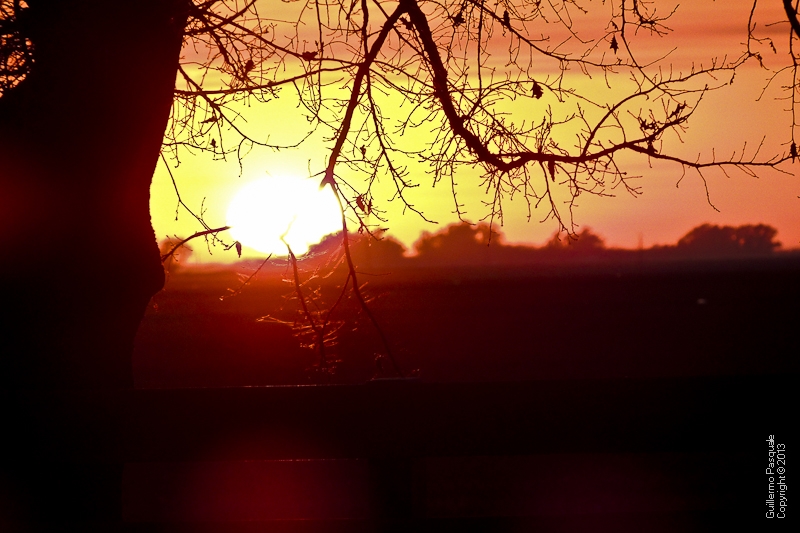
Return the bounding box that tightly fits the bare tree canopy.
[0,4,796,524]
[2,0,798,386]
[157,0,797,244]
[4,1,796,252]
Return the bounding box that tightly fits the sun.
[226,176,342,256]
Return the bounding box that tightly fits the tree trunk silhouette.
[0,0,187,389]
[1,1,186,525]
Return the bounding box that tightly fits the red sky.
[150,0,800,263]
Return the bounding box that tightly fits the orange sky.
[151,0,800,263]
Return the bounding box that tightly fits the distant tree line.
[673,224,781,256]
[290,222,786,270]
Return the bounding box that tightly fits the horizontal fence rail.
[4,375,785,462]
[1,374,792,531]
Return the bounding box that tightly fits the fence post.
[369,457,414,531]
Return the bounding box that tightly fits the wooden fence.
[2,374,789,531]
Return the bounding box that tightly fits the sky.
[150,0,800,263]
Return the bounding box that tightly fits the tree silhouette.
[2,5,799,524]
[307,230,407,270]
[1,0,185,389]
[5,1,798,526]
[166,0,795,236]
[677,223,781,257]
[2,0,796,387]
[345,231,408,269]
[413,222,499,265]
[0,1,188,526]
[545,227,606,252]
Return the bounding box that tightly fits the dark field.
[124,257,800,529]
[135,256,800,387]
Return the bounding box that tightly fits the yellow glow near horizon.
[149,1,800,265]
[226,176,342,256]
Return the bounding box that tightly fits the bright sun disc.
[226,176,342,256]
